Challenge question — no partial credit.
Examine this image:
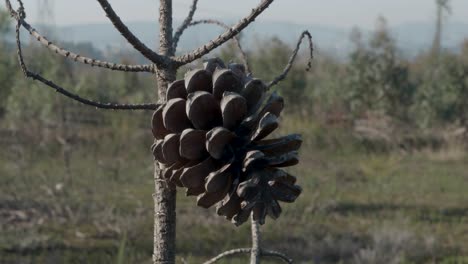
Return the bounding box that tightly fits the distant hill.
[47,19,468,59]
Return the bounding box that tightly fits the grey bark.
[153,1,177,264]
[250,216,262,264]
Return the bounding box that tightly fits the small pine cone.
[151,58,303,226]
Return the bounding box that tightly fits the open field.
[1,115,467,264]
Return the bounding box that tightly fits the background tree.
[0,7,9,34]
[414,49,468,128]
[3,0,313,263]
[346,17,415,121]
[0,8,14,117]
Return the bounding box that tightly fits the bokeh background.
[1,1,468,263]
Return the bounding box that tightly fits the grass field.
[1,115,468,264]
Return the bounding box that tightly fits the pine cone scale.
[163,98,192,133]
[185,69,213,93]
[162,134,182,165]
[205,163,233,193]
[220,92,248,130]
[166,79,187,101]
[180,157,219,190]
[179,129,208,160]
[186,91,222,130]
[212,69,243,99]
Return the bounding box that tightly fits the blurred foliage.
[1,15,467,131]
[345,18,416,121]
[0,8,13,117]
[0,45,14,117]
[412,49,468,128]
[0,8,10,35]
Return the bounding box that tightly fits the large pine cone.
[151,58,302,225]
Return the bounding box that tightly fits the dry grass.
[420,141,467,162]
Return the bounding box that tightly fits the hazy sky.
[5,0,468,28]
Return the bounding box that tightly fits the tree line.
[1,9,468,140]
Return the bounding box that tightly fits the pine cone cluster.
[151,58,302,225]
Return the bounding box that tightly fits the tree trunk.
[153,1,177,264]
[153,162,177,264]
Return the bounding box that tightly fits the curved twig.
[172,0,199,53]
[203,248,293,264]
[204,216,293,264]
[95,0,168,66]
[262,250,293,263]
[13,18,158,110]
[186,19,251,74]
[203,248,251,264]
[267,30,314,90]
[173,0,274,66]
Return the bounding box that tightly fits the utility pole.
[37,0,54,23]
[432,0,450,59]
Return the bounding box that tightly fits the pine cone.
[151,58,302,225]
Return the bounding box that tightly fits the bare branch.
[5,0,154,73]
[23,23,152,72]
[173,0,274,66]
[4,0,21,19]
[172,0,199,53]
[187,19,251,74]
[203,248,293,264]
[13,19,158,110]
[267,30,314,89]
[262,250,293,263]
[95,0,168,66]
[206,216,292,264]
[203,248,251,264]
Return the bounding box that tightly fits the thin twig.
[19,21,151,71]
[187,19,251,74]
[267,30,314,89]
[262,250,293,263]
[204,215,292,264]
[203,248,251,264]
[203,248,293,264]
[172,0,199,53]
[95,0,168,66]
[4,0,25,21]
[250,216,261,264]
[173,0,275,66]
[4,0,17,17]
[14,19,158,110]
[5,0,154,73]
